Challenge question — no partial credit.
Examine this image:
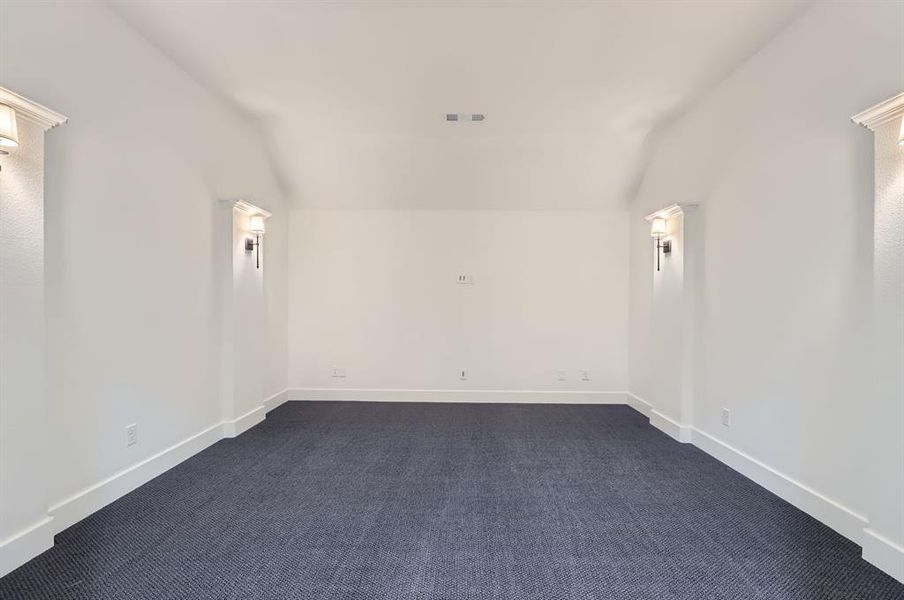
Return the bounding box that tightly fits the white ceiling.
[108,0,809,209]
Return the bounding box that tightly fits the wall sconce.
[650,217,671,271]
[245,215,265,269]
[0,103,19,157]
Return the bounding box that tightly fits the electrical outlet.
[556,369,566,381]
[721,408,731,427]
[580,369,591,381]
[126,423,137,447]
[331,366,346,378]
[459,369,468,381]
[456,274,474,285]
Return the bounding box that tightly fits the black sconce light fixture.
[245,215,265,269]
[650,217,671,271]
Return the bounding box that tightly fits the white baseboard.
[48,421,225,534]
[649,409,693,443]
[48,397,276,539]
[222,405,265,438]
[862,528,904,583]
[625,392,652,417]
[264,389,289,413]
[0,517,54,578]
[289,388,627,404]
[691,426,868,545]
[627,392,869,549]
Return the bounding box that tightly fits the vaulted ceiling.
[108,0,809,209]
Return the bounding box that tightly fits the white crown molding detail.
[852,92,904,131]
[219,199,273,219]
[0,87,67,131]
[644,203,698,222]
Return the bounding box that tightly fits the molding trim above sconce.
[221,199,273,220]
[0,87,67,168]
[0,88,68,132]
[220,199,272,270]
[852,92,904,145]
[644,203,698,272]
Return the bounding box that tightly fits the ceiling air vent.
[445,113,485,122]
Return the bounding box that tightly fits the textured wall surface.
[0,120,47,544]
[869,117,904,552]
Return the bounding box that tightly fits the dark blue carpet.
[1,402,901,599]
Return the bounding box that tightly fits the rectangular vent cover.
[446,113,484,122]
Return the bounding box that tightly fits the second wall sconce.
[0,104,19,153]
[0,103,19,169]
[245,215,266,269]
[650,217,671,272]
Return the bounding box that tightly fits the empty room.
[0,0,902,598]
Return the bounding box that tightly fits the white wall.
[632,212,686,423]
[629,0,902,575]
[0,0,288,541]
[222,207,280,428]
[864,112,904,579]
[289,209,628,398]
[0,117,54,573]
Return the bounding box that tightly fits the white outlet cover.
[580,370,591,381]
[556,369,567,381]
[459,369,468,380]
[721,409,731,427]
[456,274,474,285]
[126,424,137,447]
[331,366,346,378]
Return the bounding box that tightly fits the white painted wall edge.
[0,516,54,578]
[625,392,652,417]
[625,394,693,442]
[626,393,869,548]
[264,389,289,413]
[289,388,628,404]
[222,405,266,438]
[862,528,904,584]
[649,409,693,443]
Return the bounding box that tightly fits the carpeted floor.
[1,402,901,599]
